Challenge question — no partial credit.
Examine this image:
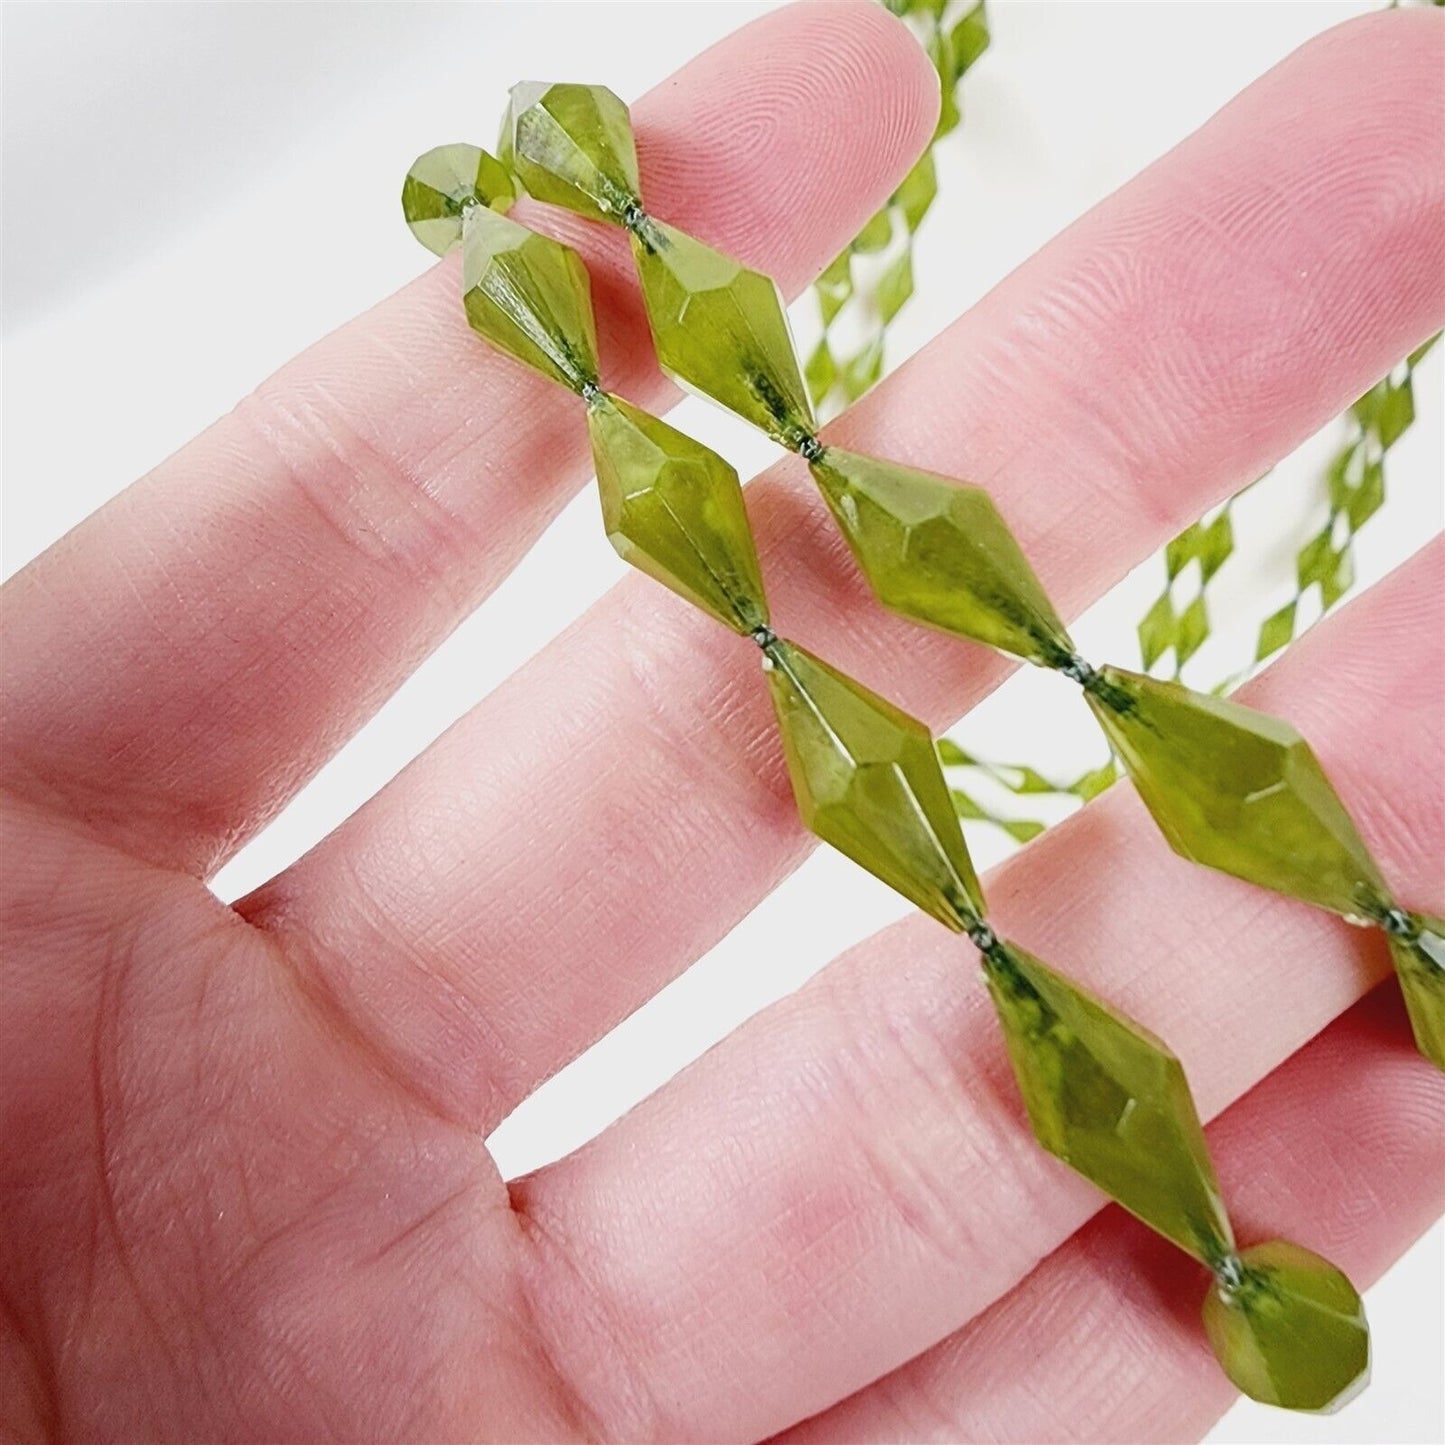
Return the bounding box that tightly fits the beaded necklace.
[400,85,1442,1412]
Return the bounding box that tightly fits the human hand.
[3,4,1442,1440]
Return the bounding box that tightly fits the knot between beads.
[1211,1252,1246,1296]
[1379,906,1418,940]
[965,919,1011,965]
[796,432,826,465]
[1058,653,1099,689]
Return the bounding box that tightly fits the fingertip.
[635,0,941,287]
[1312,0,1445,61]
[785,0,945,160]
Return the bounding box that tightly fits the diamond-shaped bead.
[1203,1241,1369,1411]
[461,207,598,393]
[1086,667,1390,920]
[1387,913,1445,1071]
[764,641,983,929]
[632,218,815,445]
[502,81,641,224]
[401,144,515,257]
[982,939,1235,1263]
[810,448,1074,666]
[587,393,768,635]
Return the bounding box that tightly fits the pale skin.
[2,2,1443,1440]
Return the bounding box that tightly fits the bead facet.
[503,81,641,224]
[461,206,599,392]
[587,392,769,635]
[764,641,983,928]
[810,448,1074,666]
[1203,1240,1370,1412]
[402,144,515,257]
[1386,913,1445,1072]
[632,218,815,444]
[982,940,1234,1263]
[1086,667,1390,920]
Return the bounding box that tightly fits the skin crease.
[0,6,1442,1445]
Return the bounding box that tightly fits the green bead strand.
[403,122,1384,1413]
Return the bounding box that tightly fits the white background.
[3,3,1441,1442]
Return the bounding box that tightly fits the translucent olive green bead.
[401,144,515,257]
[764,641,984,929]
[810,448,1074,666]
[1086,666,1390,921]
[503,81,641,224]
[461,207,598,393]
[587,392,768,635]
[982,940,1234,1263]
[1387,913,1445,1072]
[1203,1240,1369,1412]
[631,218,815,445]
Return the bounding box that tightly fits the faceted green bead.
[982,940,1235,1263]
[764,641,984,929]
[461,207,598,393]
[1387,913,1445,1072]
[503,81,641,224]
[631,219,815,445]
[1203,1240,1369,1412]
[1086,666,1390,920]
[810,448,1074,665]
[586,393,768,635]
[401,144,515,257]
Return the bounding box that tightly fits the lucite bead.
[461,206,599,393]
[764,641,984,929]
[587,392,768,635]
[502,81,641,223]
[982,940,1235,1263]
[1203,1240,1369,1412]
[810,448,1074,666]
[1085,667,1390,920]
[1386,913,1445,1072]
[401,144,515,257]
[631,218,816,445]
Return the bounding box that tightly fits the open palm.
[3,4,1443,1440]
